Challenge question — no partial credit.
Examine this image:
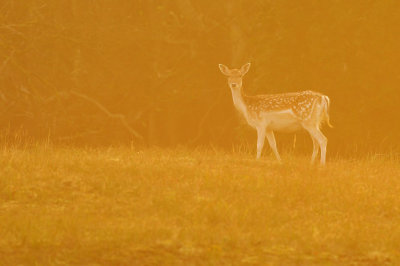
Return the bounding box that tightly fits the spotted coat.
[244,90,322,120]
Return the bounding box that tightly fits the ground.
[0,145,399,265]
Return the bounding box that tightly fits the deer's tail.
[322,95,333,128]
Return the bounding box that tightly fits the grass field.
[0,145,399,265]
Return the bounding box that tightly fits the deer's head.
[218,63,251,91]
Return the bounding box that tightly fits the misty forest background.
[0,0,399,155]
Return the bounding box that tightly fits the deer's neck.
[231,87,249,119]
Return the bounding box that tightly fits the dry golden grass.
[0,145,399,265]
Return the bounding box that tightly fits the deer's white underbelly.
[260,109,302,132]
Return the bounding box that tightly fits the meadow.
[0,144,399,265]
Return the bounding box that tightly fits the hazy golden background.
[2,2,400,264]
[1,0,399,154]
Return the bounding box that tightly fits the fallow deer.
[219,63,332,165]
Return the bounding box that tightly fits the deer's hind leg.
[304,125,327,165]
[304,99,327,165]
[310,136,319,164]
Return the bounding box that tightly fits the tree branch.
[9,56,143,141]
[70,90,144,141]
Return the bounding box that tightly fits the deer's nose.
[231,83,237,88]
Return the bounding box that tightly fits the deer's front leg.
[256,127,266,159]
[266,130,282,161]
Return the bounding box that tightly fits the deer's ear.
[218,64,230,76]
[240,63,251,75]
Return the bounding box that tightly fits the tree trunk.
[227,2,246,66]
